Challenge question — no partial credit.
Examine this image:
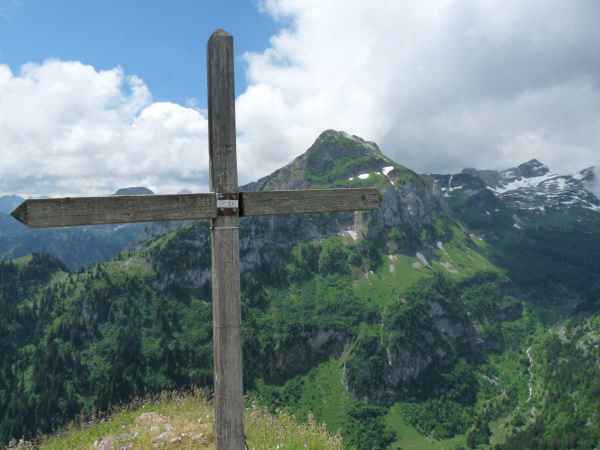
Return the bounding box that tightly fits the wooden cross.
[11,29,380,450]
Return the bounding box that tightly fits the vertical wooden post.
[207,29,245,450]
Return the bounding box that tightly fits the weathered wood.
[10,193,216,228]
[241,188,381,216]
[208,29,245,450]
[208,30,238,194]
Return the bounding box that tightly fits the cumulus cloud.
[0,60,209,196]
[3,1,600,196]
[239,0,600,176]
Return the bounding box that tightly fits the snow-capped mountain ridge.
[433,159,600,216]
[488,160,600,212]
[499,159,550,183]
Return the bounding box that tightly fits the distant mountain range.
[0,187,161,269]
[4,135,599,272]
[1,130,599,449]
[433,158,600,218]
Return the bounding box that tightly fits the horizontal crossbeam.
[242,188,380,216]
[11,188,380,228]
[11,193,217,228]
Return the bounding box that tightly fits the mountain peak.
[303,130,391,181]
[497,159,549,184]
[243,130,400,191]
[576,166,595,183]
[313,129,381,151]
[310,130,387,161]
[516,159,549,178]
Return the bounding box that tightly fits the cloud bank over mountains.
[2,0,600,196]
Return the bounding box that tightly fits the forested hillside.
[1,131,599,449]
[0,189,171,270]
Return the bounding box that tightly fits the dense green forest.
[2,228,598,449]
[2,131,600,449]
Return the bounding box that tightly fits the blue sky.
[1,1,600,196]
[0,0,278,105]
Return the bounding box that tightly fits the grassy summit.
[32,391,342,450]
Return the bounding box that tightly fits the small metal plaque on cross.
[12,29,381,450]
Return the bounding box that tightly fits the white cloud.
[3,1,600,196]
[238,0,600,177]
[0,60,209,196]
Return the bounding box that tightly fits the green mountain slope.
[431,161,600,311]
[498,314,600,450]
[1,131,599,449]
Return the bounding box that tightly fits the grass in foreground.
[35,391,343,450]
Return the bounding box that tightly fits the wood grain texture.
[208,29,238,194]
[241,188,381,216]
[208,29,245,450]
[10,194,216,228]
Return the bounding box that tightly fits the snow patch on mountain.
[440,175,465,197]
[490,172,557,194]
[382,166,394,176]
[479,161,600,213]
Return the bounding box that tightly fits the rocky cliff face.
[143,131,515,408]
[151,129,449,292]
[343,283,481,404]
[243,130,395,191]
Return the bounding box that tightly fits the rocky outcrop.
[263,328,350,383]
[344,292,480,404]
[243,129,393,192]
[151,130,449,291]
